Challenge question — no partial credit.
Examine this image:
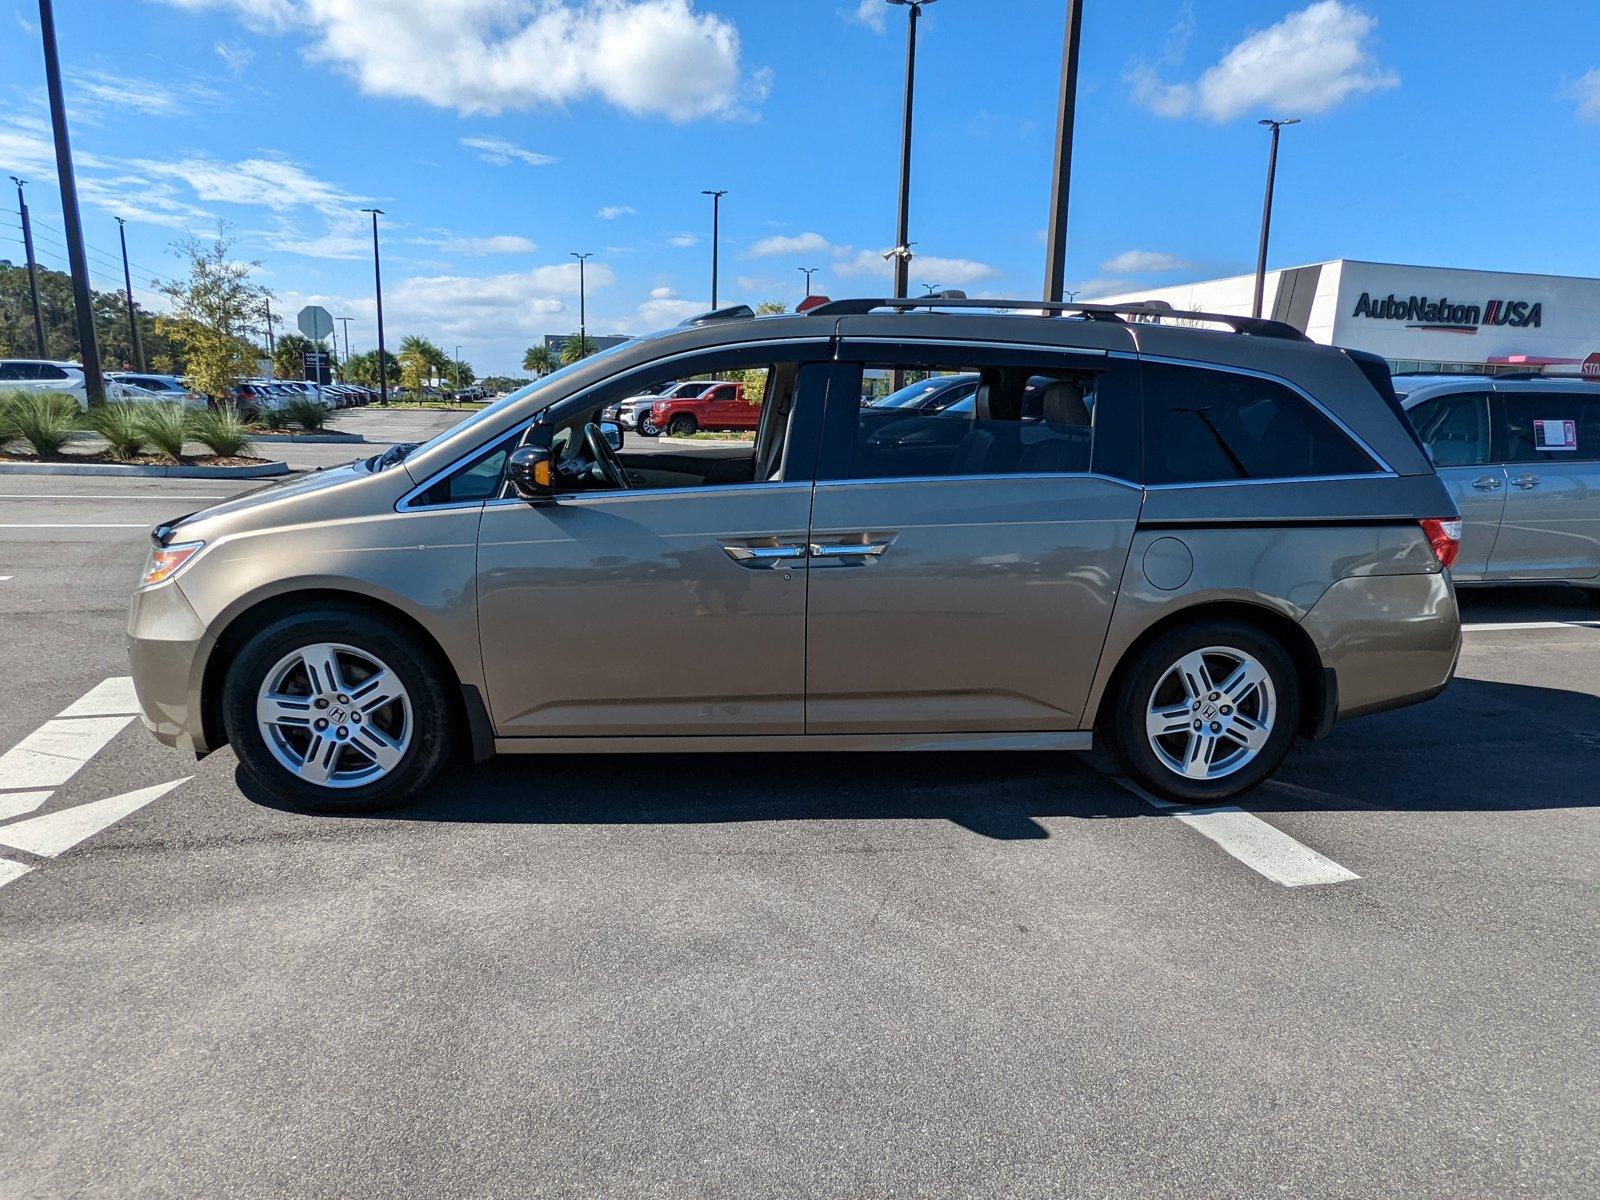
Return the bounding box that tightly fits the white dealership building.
[1090,259,1600,375]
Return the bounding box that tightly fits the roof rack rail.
[801,296,1310,342]
[680,303,755,326]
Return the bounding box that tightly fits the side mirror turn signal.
[507,445,555,501]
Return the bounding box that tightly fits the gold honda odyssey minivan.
[129,298,1463,812]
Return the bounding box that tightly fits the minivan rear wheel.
[1107,620,1300,805]
[223,610,453,813]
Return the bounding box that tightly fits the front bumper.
[127,580,215,756]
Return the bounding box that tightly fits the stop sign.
[1582,353,1600,379]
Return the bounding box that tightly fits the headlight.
[140,540,205,589]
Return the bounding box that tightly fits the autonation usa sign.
[1351,291,1544,332]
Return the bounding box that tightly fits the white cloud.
[597,204,637,220]
[840,0,886,33]
[666,233,699,248]
[1099,250,1193,274]
[1127,1,1398,122]
[412,234,540,257]
[833,249,1001,286]
[748,231,833,258]
[167,0,767,121]
[635,285,707,327]
[214,41,255,74]
[1567,68,1600,123]
[460,135,557,168]
[1072,279,1140,300]
[133,153,367,215]
[70,69,220,118]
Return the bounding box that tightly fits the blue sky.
[2,0,1598,374]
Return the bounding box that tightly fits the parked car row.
[0,359,385,419]
[228,380,377,419]
[602,379,758,436]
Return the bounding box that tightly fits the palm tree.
[398,334,444,395]
[560,334,597,365]
[522,345,554,377]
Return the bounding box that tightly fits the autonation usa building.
[1089,259,1600,375]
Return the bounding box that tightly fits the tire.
[667,414,698,437]
[637,415,661,437]
[1106,620,1300,805]
[222,609,455,814]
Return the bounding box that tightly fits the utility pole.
[10,177,46,356]
[262,296,276,356]
[362,207,388,403]
[1043,0,1083,306]
[1252,118,1300,319]
[888,0,936,302]
[571,252,592,357]
[453,344,462,391]
[114,217,144,371]
[799,266,818,298]
[337,316,353,379]
[36,0,104,404]
[701,190,727,309]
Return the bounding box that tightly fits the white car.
[0,359,119,410]
[107,372,208,410]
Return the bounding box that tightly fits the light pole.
[262,296,276,356]
[887,0,936,302]
[114,217,144,371]
[701,190,727,309]
[361,207,388,403]
[36,0,104,404]
[798,266,819,298]
[336,316,353,378]
[571,252,592,357]
[453,344,462,392]
[1043,0,1083,306]
[1252,117,1300,319]
[10,177,46,356]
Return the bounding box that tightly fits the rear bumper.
[1302,570,1461,722]
[126,580,215,756]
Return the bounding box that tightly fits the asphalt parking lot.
[0,422,1596,1198]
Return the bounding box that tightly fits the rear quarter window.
[1497,392,1600,462]
[1141,362,1380,485]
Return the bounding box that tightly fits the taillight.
[1420,518,1462,570]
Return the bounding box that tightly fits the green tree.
[271,333,317,380]
[480,375,530,394]
[522,345,554,376]
[0,260,185,371]
[755,300,789,315]
[398,334,450,393]
[559,334,597,365]
[344,349,399,389]
[155,230,271,401]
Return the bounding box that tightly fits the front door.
[803,343,1143,734]
[475,348,832,737]
[1405,391,1502,579]
[1485,389,1600,581]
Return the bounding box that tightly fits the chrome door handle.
[1510,474,1541,490]
[720,542,808,563]
[1472,476,1502,491]
[809,541,891,559]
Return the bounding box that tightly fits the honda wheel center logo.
[1351,291,1544,333]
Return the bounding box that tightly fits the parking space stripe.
[0,779,189,858]
[0,717,135,789]
[1117,779,1361,888]
[57,677,141,718]
[1463,620,1600,633]
[0,791,53,821]
[0,524,152,529]
[0,858,33,890]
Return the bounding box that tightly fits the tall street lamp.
[361,207,388,403]
[571,252,593,357]
[887,0,936,302]
[799,266,819,298]
[1252,117,1300,319]
[336,316,353,378]
[36,0,104,405]
[701,190,727,309]
[1043,0,1084,306]
[114,217,144,371]
[10,177,46,356]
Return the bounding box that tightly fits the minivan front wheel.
[1107,621,1300,804]
[223,611,453,813]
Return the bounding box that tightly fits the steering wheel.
[583,421,631,490]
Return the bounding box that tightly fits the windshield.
[871,375,975,410]
[395,338,638,466]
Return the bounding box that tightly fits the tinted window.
[1498,392,1600,462]
[37,365,69,381]
[1407,393,1490,468]
[0,363,26,381]
[846,365,1097,479]
[414,438,512,505]
[1142,362,1378,484]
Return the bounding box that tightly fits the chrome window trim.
[1142,470,1399,492]
[815,471,1141,491]
[835,336,1117,363]
[481,480,813,512]
[1138,352,1396,476]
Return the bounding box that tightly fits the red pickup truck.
[649,381,759,436]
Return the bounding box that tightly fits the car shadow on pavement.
[236,675,1599,837]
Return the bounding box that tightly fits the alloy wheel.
[1144,645,1277,782]
[255,642,412,789]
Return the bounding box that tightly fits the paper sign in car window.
[1533,418,1577,451]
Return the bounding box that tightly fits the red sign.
[1582,353,1600,379]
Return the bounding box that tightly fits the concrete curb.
[247,431,366,443]
[0,460,292,479]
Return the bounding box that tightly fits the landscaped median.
[0,391,290,478]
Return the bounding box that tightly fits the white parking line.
[0,858,33,891]
[1118,779,1361,888]
[0,717,137,789]
[0,791,53,821]
[0,779,189,858]
[0,493,228,500]
[57,677,141,718]
[0,523,153,529]
[1463,620,1600,633]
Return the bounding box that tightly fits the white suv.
[0,359,123,410]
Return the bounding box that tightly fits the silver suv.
[1399,375,1600,596]
[128,298,1463,812]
